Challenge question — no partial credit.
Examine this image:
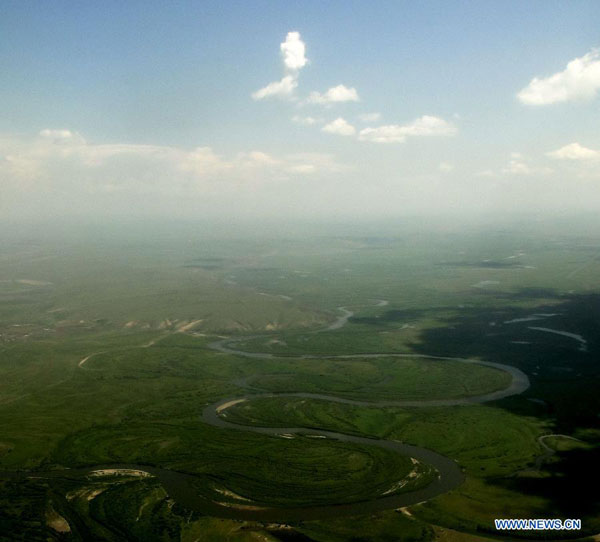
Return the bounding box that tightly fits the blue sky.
[2,1,600,220]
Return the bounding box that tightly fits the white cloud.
[239,151,281,167]
[292,115,321,125]
[547,142,600,160]
[477,154,553,178]
[439,162,454,172]
[397,116,457,137]
[284,152,348,175]
[359,115,457,143]
[359,125,407,143]
[39,129,77,140]
[322,117,356,136]
[252,75,297,100]
[280,31,307,72]
[500,154,553,176]
[252,33,359,109]
[307,84,359,105]
[358,112,381,122]
[39,129,87,147]
[503,159,534,175]
[252,31,308,101]
[517,49,600,105]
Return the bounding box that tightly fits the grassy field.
[224,398,547,476]
[232,355,512,400]
[53,426,426,507]
[1,220,600,540]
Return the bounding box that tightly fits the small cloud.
[39,129,85,145]
[501,155,553,176]
[359,125,407,143]
[252,75,297,100]
[322,117,356,136]
[240,151,281,167]
[479,154,554,178]
[439,162,454,172]
[397,116,457,137]
[547,142,600,160]
[292,115,321,125]
[307,84,359,105]
[281,31,308,72]
[517,48,600,105]
[285,152,348,174]
[503,160,534,175]
[39,129,74,140]
[358,112,381,122]
[359,115,457,143]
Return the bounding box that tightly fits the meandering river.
[1,302,532,521]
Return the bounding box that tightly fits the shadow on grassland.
[507,447,600,520]
[410,290,600,522]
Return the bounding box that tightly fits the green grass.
[233,355,511,401]
[298,510,434,542]
[0,334,251,468]
[225,398,548,477]
[52,423,428,507]
[2,221,600,540]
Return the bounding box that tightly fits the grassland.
[224,398,547,476]
[231,355,512,400]
[1,219,600,541]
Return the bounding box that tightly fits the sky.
[1,1,600,222]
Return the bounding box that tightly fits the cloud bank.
[1,130,345,204]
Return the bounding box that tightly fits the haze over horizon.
[2,1,600,222]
